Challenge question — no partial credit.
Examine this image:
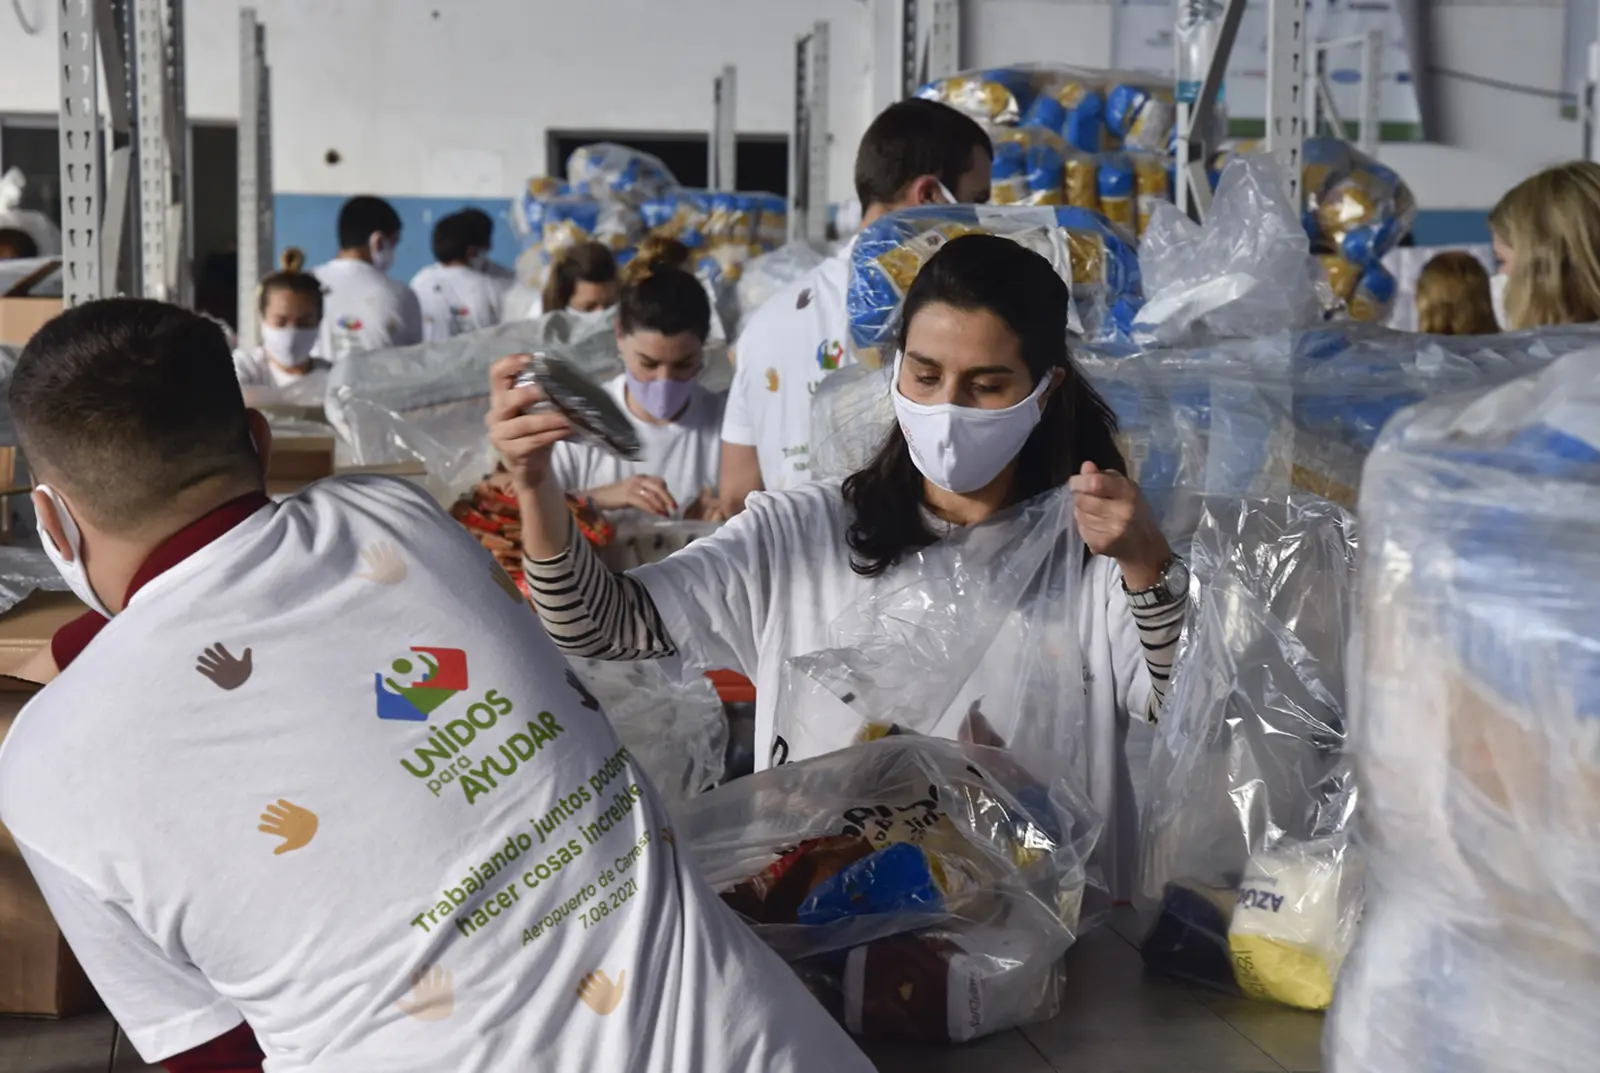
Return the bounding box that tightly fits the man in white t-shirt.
[0,299,871,1073]
[410,211,504,341]
[460,207,517,292]
[718,99,993,510]
[313,195,425,361]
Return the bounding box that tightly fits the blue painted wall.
[273,194,524,283]
[1410,210,1492,247]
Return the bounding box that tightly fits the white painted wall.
[0,0,1586,210]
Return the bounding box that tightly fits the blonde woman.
[1488,161,1600,329]
[1415,251,1498,336]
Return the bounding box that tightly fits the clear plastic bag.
[1133,153,1326,347]
[325,315,623,503]
[847,203,1142,362]
[734,240,832,334]
[1136,494,1363,1011]
[0,547,70,616]
[682,735,1100,1042]
[566,657,726,811]
[566,143,680,207]
[808,362,895,484]
[1327,348,1600,1072]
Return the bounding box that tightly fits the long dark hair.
[841,233,1125,577]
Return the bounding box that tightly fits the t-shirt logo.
[816,340,843,371]
[377,646,470,721]
[338,315,364,332]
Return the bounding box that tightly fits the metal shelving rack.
[1307,30,1382,156]
[710,65,737,193]
[901,0,961,99]
[55,0,190,308]
[237,8,273,346]
[1176,0,1310,220]
[790,21,830,243]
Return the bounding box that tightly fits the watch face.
[1164,557,1191,598]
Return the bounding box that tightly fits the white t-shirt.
[550,374,725,518]
[720,247,851,492]
[409,263,505,342]
[0,476,870,1073]
[232,346,331,396]
[312,258,425,360]
[630,482,1152,892]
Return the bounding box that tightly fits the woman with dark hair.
[549,236,725,521]
[487,234,1185,877]
[542,240,620,318]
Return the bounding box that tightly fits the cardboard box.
[0,590,85,679]
[0,296,61,347]
[0,675,99,1016]
[265,432,336,498]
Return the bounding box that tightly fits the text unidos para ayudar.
[398,686,566,805]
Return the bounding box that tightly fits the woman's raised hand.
[486,355,574,493]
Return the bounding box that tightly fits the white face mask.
[261,325,319,369]
[934,180,958,206]
[34,485,112,617]
[567,306,610,327]
[890,351,1051,494]
[1491,271,1510,329]
[370,234,397,274]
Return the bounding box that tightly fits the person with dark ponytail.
[547,236,725,520]
[489,236,1186,872]
[232,247,330,398]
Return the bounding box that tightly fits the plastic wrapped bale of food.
[1302,136,1417,266]
[809,363,895,484]
[566,142,680,206]
[566,657,727,810]
[640,189,712,248]
[325,314,624,503]
[683,735,1101,1042]
[1133,153,1325,348]
[752,193,789,250]
[1135,494,1364,1010]
[917,65,1179,151]
[511,176,573,244]
[1325,349,1600,1073]
[847,203,1142,361]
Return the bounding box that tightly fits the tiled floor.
[0,912,1323,1073]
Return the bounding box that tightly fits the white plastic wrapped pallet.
[1326,348,1600,1073]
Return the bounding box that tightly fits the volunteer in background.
[541,241,620,319]
[312,195,424,360]
[0,298,873,1073]
[0,227,38,260]
[1488,161,1600,329]
[491,235,1187,876]
[410,212,504,341]
[459,207,517,289]
[1414,251,1499,336]
[232,248,331,400]
[717,99,994,513]
[549,236,725,523]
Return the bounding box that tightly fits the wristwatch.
[1122,554,1190,609]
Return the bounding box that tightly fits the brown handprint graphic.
[258,800,318,855]
[576,970,626,1016]
[196,644,253,690]
[395,965,453,1021]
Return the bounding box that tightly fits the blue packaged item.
[1348,264,1398,323]
[1097,154,1136,234]
[796,842,948,926]
[1022,94,1069,137]
[1065,92,1105,154]
[1105,84,1150,138]
[1026,141,1067,203]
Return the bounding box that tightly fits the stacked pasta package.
[919,65,1182,239]
[847,203,1142,363]
[1326,350,1600,1072]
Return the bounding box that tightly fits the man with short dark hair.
[718,98,992,511]
[0,298,871,1073]
[409,211,504,341]
[312,194,423,360]
[458,207,517,289]
[0,226,39,260]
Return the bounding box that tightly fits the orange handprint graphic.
[577,970,626,1016]
[258,800,318,855]
[395,965,454,1021]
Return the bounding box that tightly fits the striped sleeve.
[523,526,677,661]
[1129,595,1186,724]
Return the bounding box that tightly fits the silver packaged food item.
[514,350,641,461]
